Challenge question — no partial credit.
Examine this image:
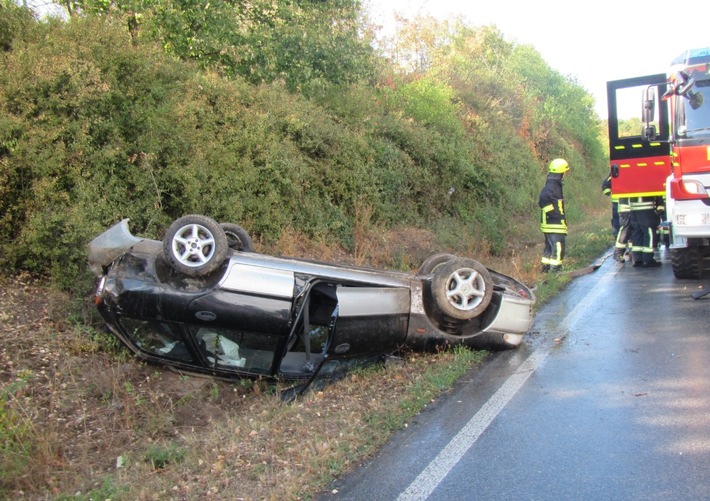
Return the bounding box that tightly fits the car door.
[325,285,411,357]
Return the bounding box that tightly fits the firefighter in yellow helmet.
[539,158,569,272]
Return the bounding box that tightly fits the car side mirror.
[642,97,655,123]
[642,85,656,121]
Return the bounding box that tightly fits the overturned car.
[88,215,535,383]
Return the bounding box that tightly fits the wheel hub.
[188,239,201,254]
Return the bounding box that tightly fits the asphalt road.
[321,249,710,500]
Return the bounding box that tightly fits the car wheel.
[221,223,253,252]
[431,258,493,320]
[418,253,458,275]
[163,215,229,277]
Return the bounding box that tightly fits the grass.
[0,208,612,500]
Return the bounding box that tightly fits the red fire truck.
[607,47,710,278]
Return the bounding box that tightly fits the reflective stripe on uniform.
[540,200,567,234]
[541,224,567,234]
[628,196,657,211]
[541,242,564,266]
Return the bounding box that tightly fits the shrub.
[0,11,608,292]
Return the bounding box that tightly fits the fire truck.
[607,47,710,278]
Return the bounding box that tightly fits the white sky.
[365,0,710,119]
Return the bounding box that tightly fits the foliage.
[0,0,35,51]
[384,17,607,229]
[144,442,186,470]
[0,7,608,291]
[619,117,643,136]
[57,0,378,92]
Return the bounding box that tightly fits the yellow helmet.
[548,158,569,174]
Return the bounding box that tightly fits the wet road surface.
[321,250,710,500]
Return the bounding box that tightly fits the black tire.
[671,247,703,279]
[418,253,458,275]
[163,215,228,277]
[431,258,493,320]
[221,223,253,252]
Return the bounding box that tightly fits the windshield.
[679,79,710,138]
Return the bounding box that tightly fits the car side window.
[120,318,194,362]
[190,326,279,373]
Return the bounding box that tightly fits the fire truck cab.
[607,48,710,278]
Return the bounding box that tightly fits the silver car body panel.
[483,294,535,336]
[222,251,413,289]
[220,263,296,299]
[336,287,411,317]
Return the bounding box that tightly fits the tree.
[2,0,36,50]
[55,0,378,89]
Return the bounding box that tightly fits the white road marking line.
[397,265,617,501]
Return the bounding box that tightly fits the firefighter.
[629,196,663,267]
[539,158,569,272]
[614,197,632,262]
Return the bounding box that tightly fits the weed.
[175,393,196,407]
[144,443,186,470]
[364,348,483,433]
[66,323,127,359]
[209,382,220,401]
[60,475,127,501]
[0,377,33,493]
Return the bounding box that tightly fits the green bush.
[0,10,608,293]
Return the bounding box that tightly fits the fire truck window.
[615,86,658,138]
[683,81,710,136]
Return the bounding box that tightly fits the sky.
[365,0,710,119]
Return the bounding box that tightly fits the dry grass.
[0,211,611,499]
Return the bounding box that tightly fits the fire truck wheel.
[671,247,704,279]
